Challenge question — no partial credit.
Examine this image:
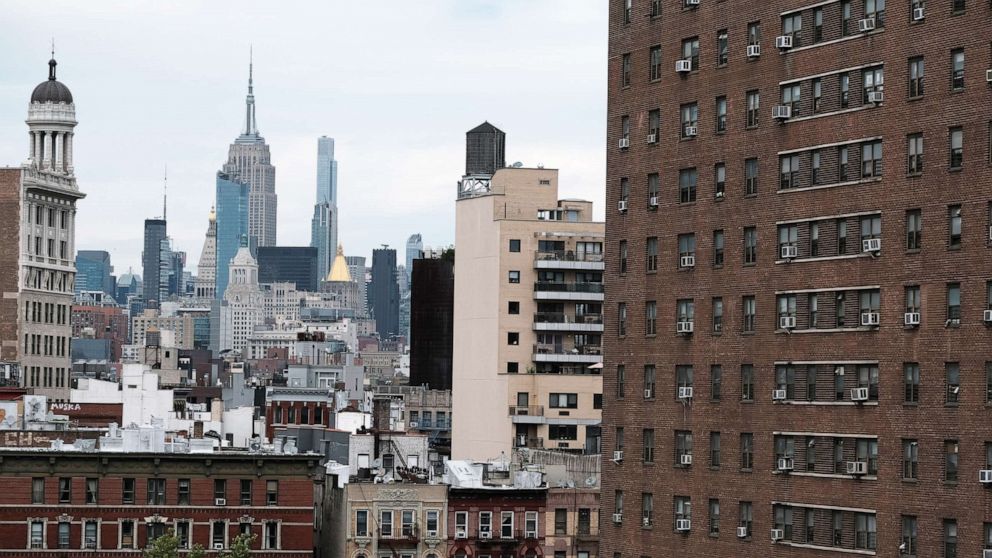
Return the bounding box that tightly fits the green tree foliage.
[219,533,255,558]
[143,530,205,558]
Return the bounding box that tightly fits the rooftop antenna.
[50,38,55,59]
[162,165,168,221]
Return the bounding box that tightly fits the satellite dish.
[512,162,523,168]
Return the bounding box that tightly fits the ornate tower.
[26,57,77,174]
[194,207,217,299]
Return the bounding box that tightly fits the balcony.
[535,250,605,271]
[509,405,545,424]
[533,312,604,332]
[417,420,450,431]
[533,343,602,364]
[514,435,545,448]
[533,282,604,302]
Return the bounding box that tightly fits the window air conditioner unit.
[862,238,881,253]
[737,526,749,538]
[715,191,725,198]
[747,44,761,58]
[980,470,992,483]
[780,244,798,259]
[772,105,792,119]
[678,386,694,399]
[676,321,694,334]
[676,519,691,532]
[775,35,793,49]
[984,309,992,322]
[771,528,785,541]
[675,59,692,73]
[213,543,225,550]
[684,126,698,137]
[618,137,630,149]
[778,457,794,471]
[851,387,870,401]
[834,365,845,376]
[680,454,693,466]
[649,196,659,207]
[644,388,654,399]
[685,0,699,6]
[779,316,797,329]
[858,17,876,32]
[480,530,492,540]
[525,531,537,539]
[988,225,992,240]
[86,542,96,549]
[409,421,418,428]
[647,133,658,144]
[860,312,880,327]
[868,90,884,103]
[912,7,925,20]
[986,69,992,83]
[455,529,467,539]
[613,513,623,524]
[772,389,787,401]
[643,517,652,527]
[984,550,992,558]
[618,200,628,212]
[905,312,921,326]
[846,460,868,475]
[613,450,624,462]
[680,255,696,268]
[427,530,439,538]
[215,498,226,506]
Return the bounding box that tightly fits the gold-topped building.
[323,244,361,315]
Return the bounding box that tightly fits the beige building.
[344,481,447,558]
[452,167,604,460]
[131,309,195,349]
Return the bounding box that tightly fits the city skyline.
[0,1,607,274]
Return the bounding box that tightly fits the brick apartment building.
[71,304,129,362]
[604,1,992,558]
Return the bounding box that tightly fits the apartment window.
[949,127,963,169]
[680,103,698,139]
[745,90,759,129]
[648,111,660,140]
[865,0,885,26]
[676,366,694,396]
[266,480,278,505]
[622,0,631,24]
[741,364,754,401]
[713,163,726,198]
[743,227,757,265]
[716,30,728,66]
[810,150,821,183]
[861,140,882,178]
[679,168,697,203]
[709,499,720,535]
[837,219,848,254]
[642,493,654,527]
[237,479,251,506]
[507,332,519,346]
[945,519,958,558]
[554,508,567,535]
[782,13,802,43]
[902,516,918,556]
[453,511,467,537]
[862,66,884,104]
[909,57,924,97]
[710,432,721,467]
[747,21,761,47]
[715,97,727,133]
[380,510,394,537]
[780,155,800,189]
[907,134,923,174]
[263,521,279,550]
[677,299,695,329]
[85,478,98,504]
[945,440,959,482]
[147,478,165,505]
[621,53,631,87]
[508,301,519,315]
[508,271,520,284]
[805,436,817,469]
[506,362,518,374]
[643,429,655,462]
[773,504,794,541]
[649,46,663,81]
[951,49,965,90]
[678,234,696,266]
[808,293,819,328]
[775,364,796,399]
[987,362,992,404]
[32,478,44,504]
[618,303,627,336]
[740,433,754,469]
[905,362,920,403]
[713,230,725,266]
[712,299,724,333]
[841,0,852,34]
[952,0,966,12]
[840,73,850,108]
[838,145,849,181]
[644,365,656,399]
[646,237,658,272]
[645,301,657,335]
[739,502,753,537]
[122,478,134,504]
[948,206,962,248]
[401,510,415,537]
[121,519,135,549]
[650,0,662,17]
[946,362,961,404]
[529,510,542,537]
[674,496,691,528]
[808,222,820,257]
[903,438,919,479]
[614,491,624,518]
[29,520,44,549]
[744,158,758,195]
[833,438,846,473]
[781,84,801,116]
[617,365,625,398]
[508,239,521,253]
[855,513,877,550]
[620,176,630,204]
[59,477,71,503]
[742,296,756,332]
[619,240,627,273]
[550,393,578,408]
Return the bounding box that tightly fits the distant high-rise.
[218,239,264,353]
[345,256,368,317]
[465,121,505,176]
[193,207,217,299]
[214,172,249,298]
[257,246,318,292]
[405,233,423,283]
[311,137,339,280]
[370,248,400,338]
[410,251,454,390]
[141,219,167,309]
[75,250,114,298]
[221,53,277,248]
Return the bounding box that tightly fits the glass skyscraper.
[311,136,338,280]
[215,172,249,298]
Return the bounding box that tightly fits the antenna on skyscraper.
[163,165,168,221]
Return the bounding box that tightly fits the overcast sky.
[0,1,607,277]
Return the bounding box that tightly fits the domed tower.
[26,56,77,174]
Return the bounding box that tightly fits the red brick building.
[447,487,546,557]
[0,449,319,555]
[605,1,992,557]
[71,305,129,362]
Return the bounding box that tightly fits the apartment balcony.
[534,250,605,271]
[509,405,545,424]
[514,435,545,448]
[533,312,604,332]
[532,343,602,364]
[533,282,605,302]
[416,420,450,431]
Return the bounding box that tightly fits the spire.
[163,165,168,221]
[243,46,258,136]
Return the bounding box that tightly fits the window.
[644,365,656,399]
[861,140,882,178]
[838,145,849,181]
[951,49,964,90]
[120,519,136,549]
[949,127,963,169]
[855,513,877,550]
[902,516,918,557]
[506,362,518,374]
[743,227,757,265]
[948,206,962,248]
[501,511,514,538]
[946,362,961,404]
[642,493,654,526]
[837,219,848,254]
[508,239,520,252]
[904,362,920,403]
[622,0,631,24]
[717,30,728,66]
[747,21,761,47]
[945,440,959,482]
[59,477,71,503]
[739,502,753,537]
[674,495,691,529]
[618,302,627,336]
[713,230,725,266]
[712,299,724,333]
[680,103,698,139]
[808,293,819,328]
[30,520,44,549]
[678,234,696,266]
[782,13,802,43]
[811,150,821,184]
[381,510,394,537]
[709,499,720,535]
[617,365,625,398]
[907,134,923,174]
[213,478,226,502]
[676,365,694,396]
[147,478,166,505]
[809,222,820,257]
[715,97,727,133]
[401,510,415,537]
[944,519,958,558]
[86,478,98,504]
[32,478,44,504]
[679,168,697,203]
[507,332,519,345]
[710,432,721,467]
[649,46,663,81]
[643,429,655,462]
[773,504,794,541]
[909,57,924,97]
[839,72,850,108]
[775,364,796,399]
[240,479,252,506]
[648,111,660,140]
[555,509,567,535]
[577,508,590,535]
[781,84,801,116]
[744,158,758,195]
[741,364,754,400]
[903,439,919,479]
[862,66,884,104]
[645,301,657,335]
[264,521,279,549]
[621,53,631,87]
[677,299,694,326]
[646,237,658,272]
[619,240,627,273]
[745,90,759,129]
[682,37,700,70]
[508,271,520,284]
[122,478,134,504]
[987,362,992,405]
[841,0,852,34]
[57,521,69,549]
[549,425,577,440]
[714,163,726,198]
[549,393,578,408]
[740,432,754,469]
[952,0,966,12]
[620,176,630,204]
[266,480,278,505]
[865,0,885,26]
[780,155,800,189]
[454,511,468,536]
[650,0,662,17]
[742,296,756,332]
[508,301,519,314]
[805,436,817,470]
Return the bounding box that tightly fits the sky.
[0,1,607,277]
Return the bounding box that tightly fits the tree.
[143,529,205,558]
[219,533,255,558]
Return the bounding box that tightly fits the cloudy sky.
[0,1,607,276]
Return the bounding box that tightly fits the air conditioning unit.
[858,17,876,32]
[834,365,845,376]
[613,450,624,462]
[984,549,992,558]
[905,312,921,326]
[780,244,798,259]
[680,255,696,268]
[772,389,787,401]
[747,44,761,58]
[480,530,492,540]
[715,191,725,198]
[912,7,925,20]
[771,528,785,541]
[676,321,694,334]
[860,312,880,326]
[643,517,652,527]
[778,457,794,471]
[984,309,992,322]
[618,200,628,212]
[213,543,224,550]
[427,530,439,538]
[649,196,659,207]
[676,519,692,532]
[678,386,694,399]
[737,526,749,538]
[618,138,630,149]
[525,530,537,539]
[685,0,699,6]
[409,421,419,428]
[868,90,884,103]
[775,35,793,49]
[675,59,692,73]
[986,69,992,83]
[647,133,658,144]
[862,237,882,253]
[779,316,797,330]
[215,498,226,506]
[613,513,623,524]
[846,460,868,475]
[980,470,992,483]
[772,105,792,119]
[851,387,870,401]
[455,529,467,539]
[680,454,693,466]
[684,126,698,137]
[644,388,654,399]
[85,541,96,549]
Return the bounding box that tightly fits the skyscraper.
[193,207,217,299]
[405,233,423,283]
[141,219,166,309]
[221,53,277,248]
[75,250,114,298]
[311,136,339,280]
[370,248,400,339]
[214,172,249,298]
[345,255,368,317]
[257,246,318,292]
[410,250,454,390]
[218,239,264,353]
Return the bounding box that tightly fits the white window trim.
[355,509,370,538]
[778,137,882,156]
[172,519,192,550]
[211,519,230,549]
[501,511,514,538]
[27,518,47,550]
[263,519,282,550]
[118,518,138,550]
[80,518,101,550]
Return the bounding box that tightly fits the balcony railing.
[534,344,602,356]
[535,250,604,263]
[509,405,544,416]
[515,436,544,448]
[534,312,603,324]
[534,282,604,294]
